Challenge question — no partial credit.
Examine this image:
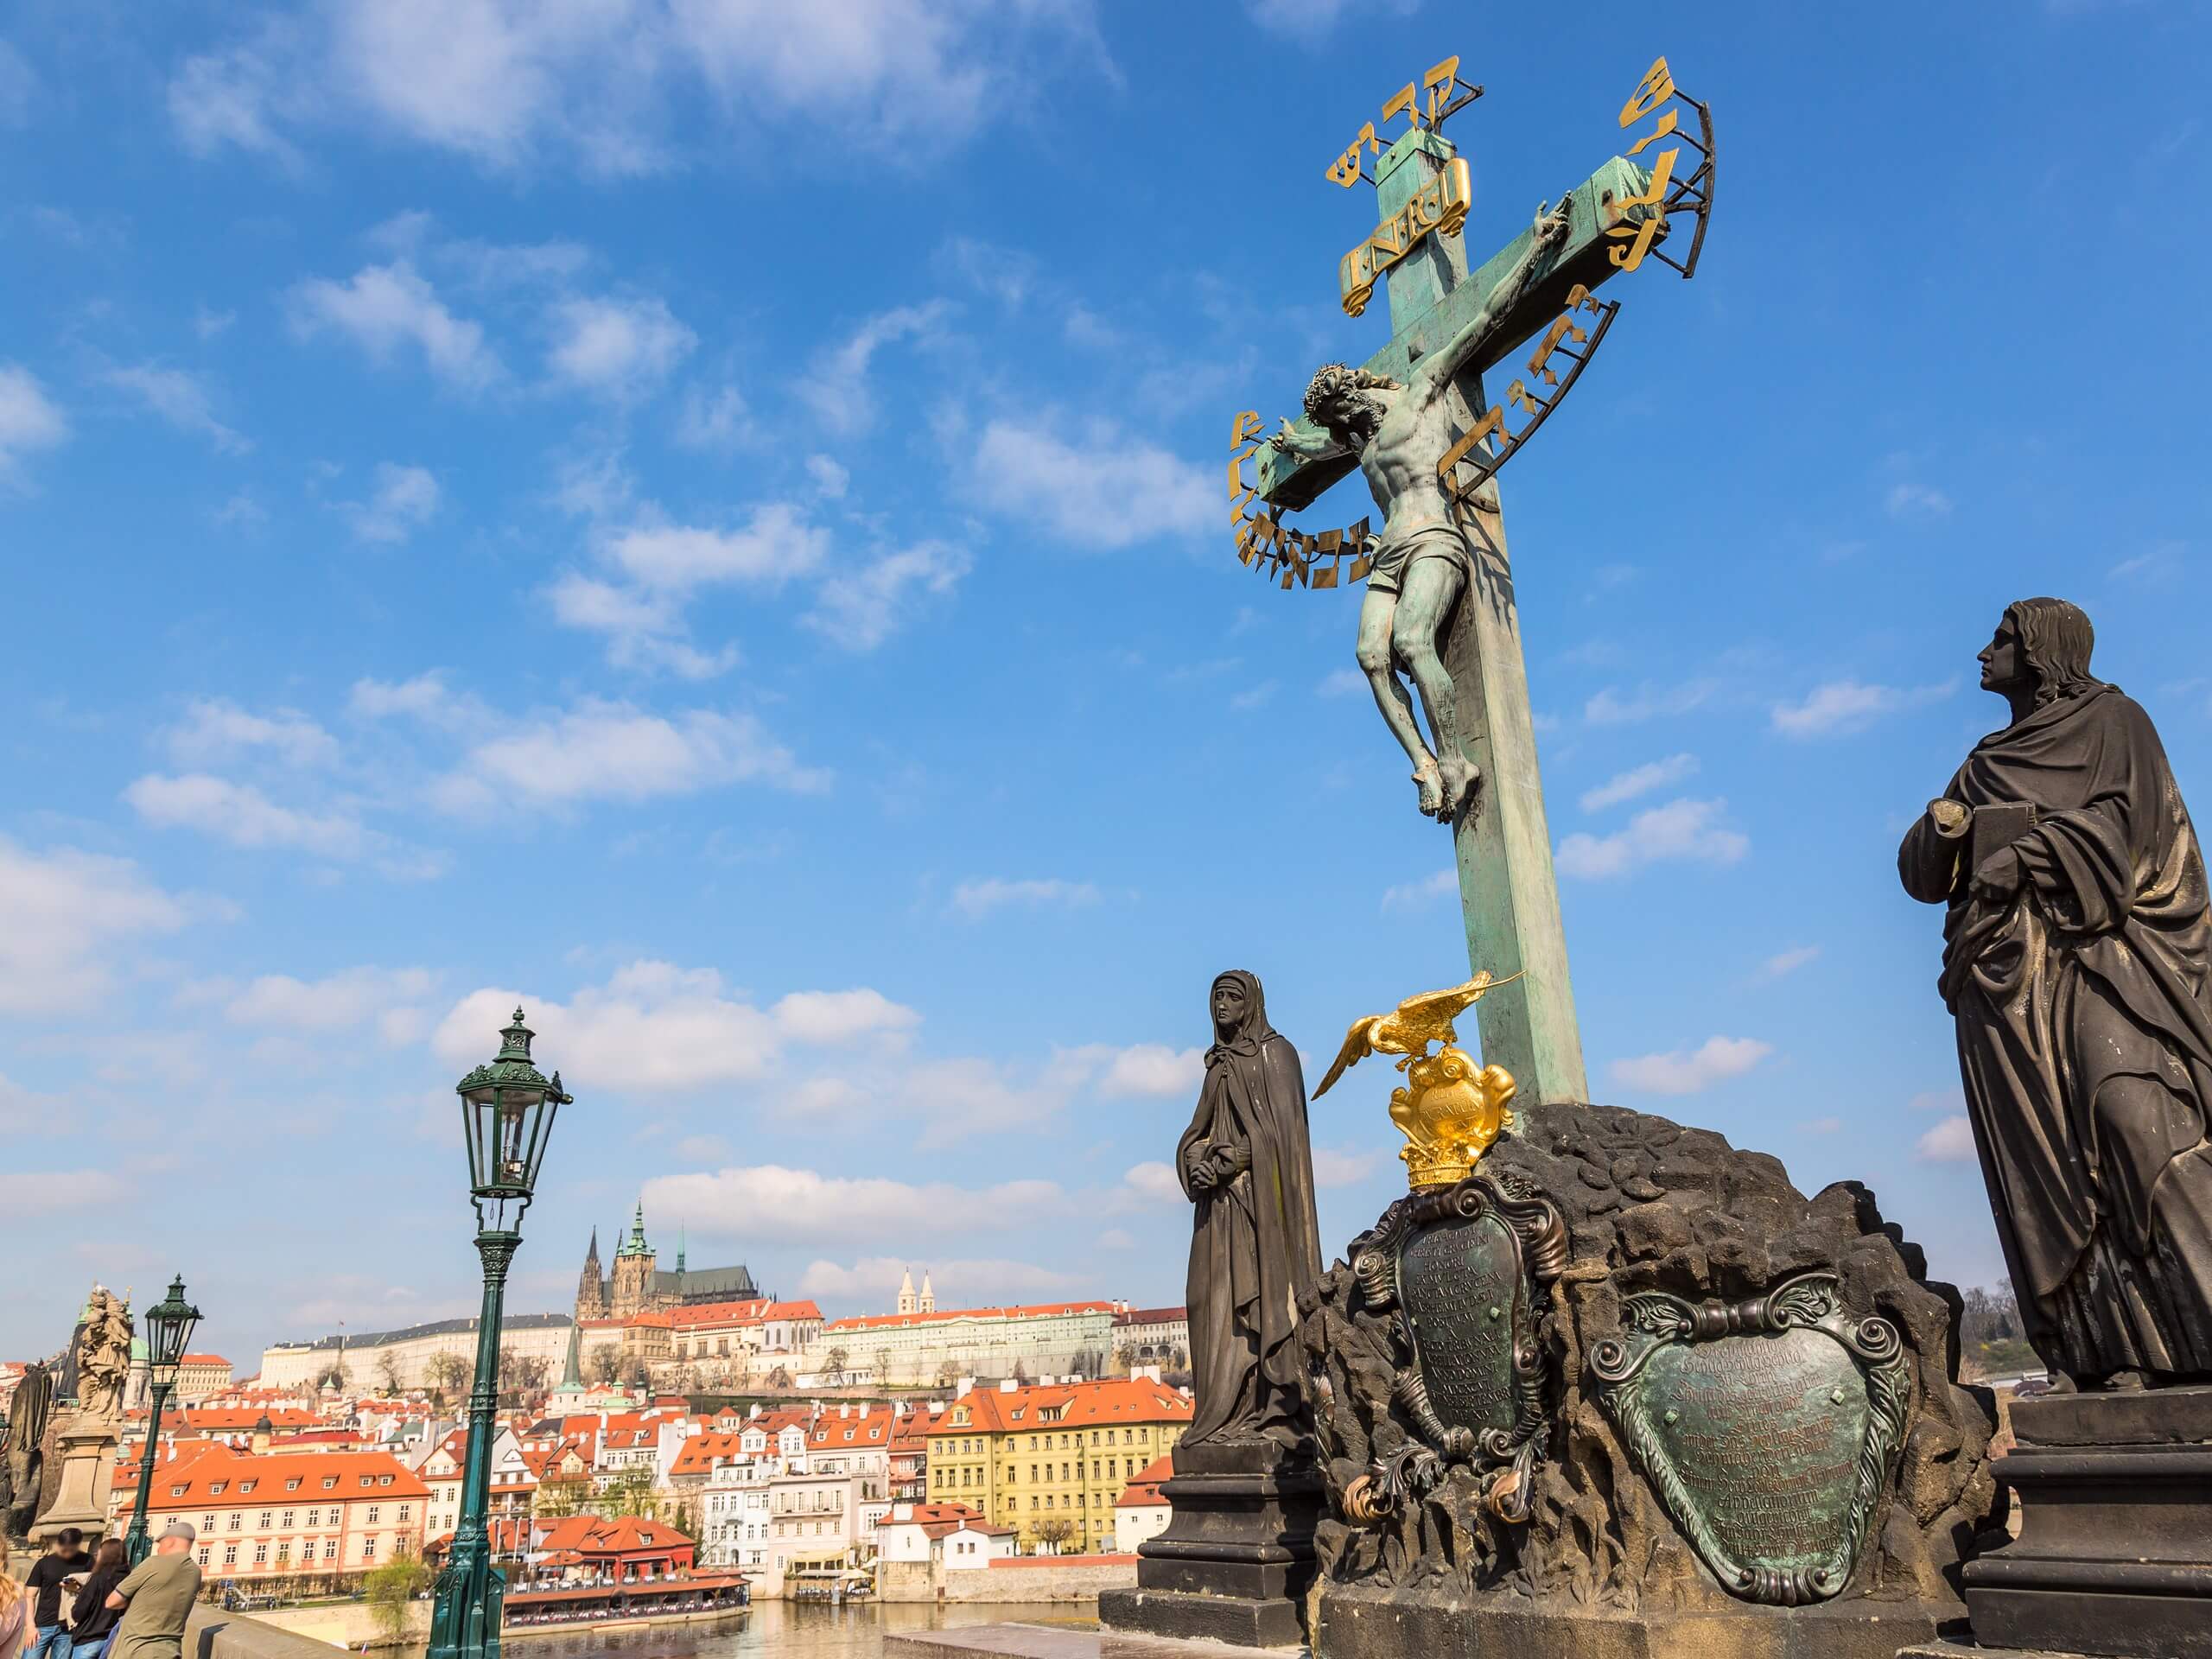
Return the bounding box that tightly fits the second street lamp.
[124,1274,200,1567]
[428,1007,568,1659]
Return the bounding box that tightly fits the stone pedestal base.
[1097,1439,1321,1650]
[30,1413,119,1542]
[1318,1583,1966,1659]
[1961,1384,2212,1659]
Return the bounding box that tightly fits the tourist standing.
[24,1529,87,1659]
[66,1542,127,1659]
[104,1525,200,1659]
[1,1569,35,1656]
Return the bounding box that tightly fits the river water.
[397,1602,1096,1659]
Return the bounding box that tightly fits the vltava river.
[400,1601,1095,1659]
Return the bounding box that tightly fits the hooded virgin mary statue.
[1177,970,1325,1446]
[1899,598,2212,1388]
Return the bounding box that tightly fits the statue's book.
[1968,802,2039,878]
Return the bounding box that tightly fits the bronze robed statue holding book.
[1900,597,2212,1389]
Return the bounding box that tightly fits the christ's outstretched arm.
[1269,418,1347,461]
[1411,197,1573,406]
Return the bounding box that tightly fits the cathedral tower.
[610,1200,657,1319]
[897,1268,917,1316]
[575,1228,608,1321]
[919,1270,935,1314]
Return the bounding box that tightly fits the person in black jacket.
[66,1541,127,1659]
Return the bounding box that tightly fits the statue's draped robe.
[1179,976,1325,1444]
[1900,684,2212,1376]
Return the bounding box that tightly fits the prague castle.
[575,1204,760,1321]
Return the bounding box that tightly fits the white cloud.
[1770,678,1954,739]
[0,1171,130,1216]
[603,502,828,591]
[348,671,478,728]
[1885,481,1953,518]
[435,968,786,1093]
[642,1164,1065,1245]
[968,416,1213,548]
[805,541,970,652]
[1584,679,1719,725]
[288,261,503,392]
[805,454,849,499]
[674,385,756,453]
[432,701,827,811]
[1094,1045,1204,1099]
[102,363,250,454]
[1757,944,1821,981]
[801,302,952,435]
[1916,1115,1977,1162]
[768,988,921,1046]
[546,572,735,680]
[1609,1035,1772,1096]
[214,492,267,528]
[0,838,194,1015]
[0,363,68,485]
[226,966,436,1036]
[1580,753,1698,812]
[950,877,1101,919]
[195,307,238,340]
[1317,667,1365,698]
[341,462,440,543]
[166,699,336,769]
[1381,869,1456,911]
[167,30,307,169]
[1910,1087,1964,1115]
[1798,1116,1843,1135]
[1312,1146,1384,1186]
[1556,798,1748,880]
[172,2,1105,175]
[545,294,695,400]
[124,773,374,861]
[1117,1162,1185,1206]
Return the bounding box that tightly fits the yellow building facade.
[924,1377,1192,1553]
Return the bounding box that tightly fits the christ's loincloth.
[1366,520,1471,596]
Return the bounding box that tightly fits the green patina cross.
[1258,128,1663,1107]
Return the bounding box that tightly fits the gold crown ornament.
[1313,972,1521,1189]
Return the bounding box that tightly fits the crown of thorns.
[1302,363,1397,425]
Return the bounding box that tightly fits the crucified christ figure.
[1272,196,1572,822]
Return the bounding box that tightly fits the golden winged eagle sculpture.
[1314,972,1522,1190]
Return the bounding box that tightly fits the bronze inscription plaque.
[1640,1327,1869,1571]
[1397,1210,1520,1435]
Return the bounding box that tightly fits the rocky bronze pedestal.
[1099,1438,1323,1649]
[1960,1384,2212,1659]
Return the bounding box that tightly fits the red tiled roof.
[535,1515,692,1555]
[667,1432,747,1476]
[925,1379,1192,1438]
[177,1353,231,1366]
[1118,1453,1173,1506]
[1111,1307,1185,1326]
[805,1408,896,1449]
[121,1446,429,1510]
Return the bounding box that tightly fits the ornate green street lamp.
[429,1007,568,1659]
[124,1274,201,1567]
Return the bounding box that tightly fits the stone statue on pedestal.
[29,1285,132,1543]
[1899,598,2212,1389]
[0,1363,53,1540]
[1101,969,1327,1649]
[1178,969,1324,1451]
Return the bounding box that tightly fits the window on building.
[323,1477,338,1490]
[209,1483,226,1496]
[398,1504,411,1521]
[281,1510,295,1528]
[324,1541,338,1560]
[197,1548,210,1567]
[201,1514,215,1532]
[227,1513,242,1531]
[366,1506,380,1523]
[254,1544,268,1565]
[362,1539,377,1561]
[258,1511,272,1529]
[223,1545,238,1566]
[239,1481,256,1494]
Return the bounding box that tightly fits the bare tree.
[426,1351,471,1402]
[874,1349,894,1386]
[498,1351,550,1400]
[587,1344,622,1387]
[373,1351,404,1395]
[766,1365,793,1390]
[1030,1517,1076,1555]
[823,1346,850,1383]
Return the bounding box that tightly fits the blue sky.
[3,0,2209,1368]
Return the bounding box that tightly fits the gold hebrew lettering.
[1230,410,1263,448]
[1606,211,1664,272]
[1423,55,1461,124]
[1627,106,1679,157]
[1619,56,1675,129]
[1229,449,1255,501]
[1526,312,1587,385]
[1566,282,1601,315]
[1614,146,1679,212]
[1349,553,1374,582]
[1312,563,1340,589]
[1315,528,1341,555]
[1381,81,1421,130]
[1507,378,1540,416]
